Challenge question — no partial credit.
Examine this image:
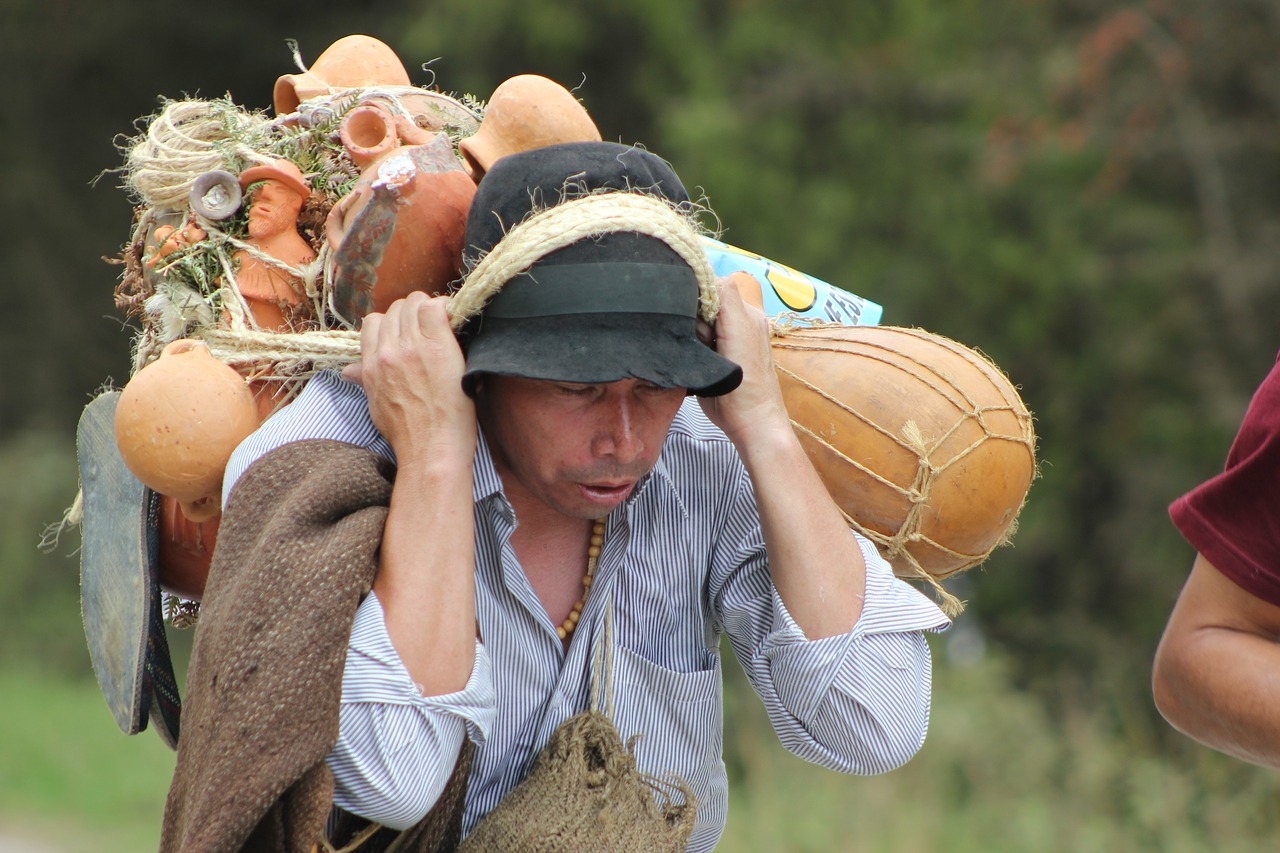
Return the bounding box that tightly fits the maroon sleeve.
[1169,353,1280,605]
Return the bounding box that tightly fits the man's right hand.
[342,292,476,467]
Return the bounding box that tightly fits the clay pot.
[339,104,401,170]
[326,132,476,324]
[114,339,261,524]
[274,34,411,116]
[157,494,219,601]
[459,74,602,181]
[769,324,1036,580]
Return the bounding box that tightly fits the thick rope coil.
[448,193,719,329]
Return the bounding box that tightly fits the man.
[222,141,949,849]
[1152,352,1280,767]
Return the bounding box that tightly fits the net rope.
[769,321,1036,616]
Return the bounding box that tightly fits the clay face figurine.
[232,158,316,329]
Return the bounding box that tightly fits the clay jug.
[274,34,411,116]
[769,324,1036,581]
[114,339,261,524]
[459,74,602,181]
[339,104,402,170]
[326,132,476,325]
[157,494,220,600]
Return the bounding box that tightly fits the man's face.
[246,179,304,240]
[475,375,686,520]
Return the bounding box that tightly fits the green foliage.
[0,668,176,852]
[0,430,93,677]
[720,644,1280,852]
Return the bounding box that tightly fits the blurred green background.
[4,0,1280,849]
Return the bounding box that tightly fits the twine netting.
[447,193,719,329]
[770,322,1037,617]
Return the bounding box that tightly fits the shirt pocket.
[609,643,728,849]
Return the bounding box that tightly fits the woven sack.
[457,710,695,853]
[770,323,1036,595]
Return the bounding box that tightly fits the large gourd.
[770,323,1036,590]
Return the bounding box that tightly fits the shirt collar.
[472,427,506,504]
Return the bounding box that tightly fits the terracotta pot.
[152,369,288,602]
[157,494,219,601]
[326,132,476,324]
[339,104,400,170]
[769,324,1036,580]
[114,339,261,523]
[274,34,411,116]
[459,74,601,181]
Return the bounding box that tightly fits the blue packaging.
[702,236,882,327]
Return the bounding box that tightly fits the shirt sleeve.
[1169,354,1280,605]
[714,476,950,775]
[223,370,391,508]
[326,592,496,830]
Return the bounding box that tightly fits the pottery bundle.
[100,37,609,606]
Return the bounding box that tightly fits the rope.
[124,99,269,210]
[447,193,719,329]
[590,595,616,720]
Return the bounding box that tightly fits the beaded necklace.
[557,518,606,640]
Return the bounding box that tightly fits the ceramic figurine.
[232,158,315,330]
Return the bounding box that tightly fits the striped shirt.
[224,370,950,851]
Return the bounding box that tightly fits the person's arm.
[327,592,494,830]
[698,277,867,638]
[345,291,478,696]
[1152,553,1280,767]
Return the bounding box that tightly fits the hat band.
[483,262,698,319]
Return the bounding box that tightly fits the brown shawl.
[159,438,468,853]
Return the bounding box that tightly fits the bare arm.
[698,278,866,639]
[1152,553,1280,767]
[344,292,477,696]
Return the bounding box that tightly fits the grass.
[719,645,1280,852]
[0,668,176,852]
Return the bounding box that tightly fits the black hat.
[454,141,742,397]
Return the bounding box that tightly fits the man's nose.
[593,397,641,462]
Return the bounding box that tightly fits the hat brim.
[462,313,742,398]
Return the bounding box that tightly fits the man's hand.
[342,291,476,466]
[697,273,868,639]
[697,274,793,452]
